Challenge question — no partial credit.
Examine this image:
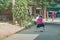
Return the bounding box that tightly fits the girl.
[51,12,56,21]
[36,16,45,32]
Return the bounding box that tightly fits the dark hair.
[39,16,42,18]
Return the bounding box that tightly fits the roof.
[47,4,60,8]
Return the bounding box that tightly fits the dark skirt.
[37,24,44,28]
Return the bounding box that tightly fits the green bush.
[0,0,12,10]
[13,0,32,27]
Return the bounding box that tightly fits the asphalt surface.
[16,24,60,40]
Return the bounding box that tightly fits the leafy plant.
[13,0,32,27]
[27,0,35,5]
[0,0,12,10]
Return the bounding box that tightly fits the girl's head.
[39,16,42,18]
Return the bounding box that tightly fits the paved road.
[16,24,60,40]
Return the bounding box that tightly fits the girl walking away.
[36,16,45,32]
[51,12,56,21]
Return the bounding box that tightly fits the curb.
[44,22,60,25]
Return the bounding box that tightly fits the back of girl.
[37,16,43,24]
[36,16,45,32]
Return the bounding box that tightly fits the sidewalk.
[43,18,60,23]
[2,34,39,40]
[32,18,60,23]
[0,22,25,40]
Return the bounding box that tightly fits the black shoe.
[40,30,43,32]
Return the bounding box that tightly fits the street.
[16,23,60,40]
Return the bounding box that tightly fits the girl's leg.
[52,17,54,21]
[42,24,45,30]
[43,26,45,30]
[35,25,38,32]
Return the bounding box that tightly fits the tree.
[27,0,35,5]
[0,0,12,16]
[36,0,50,20]
[13,0,32,27]
[0,0,12,10]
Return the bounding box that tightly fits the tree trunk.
[44,7,47,21]
[12,0,16,24]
